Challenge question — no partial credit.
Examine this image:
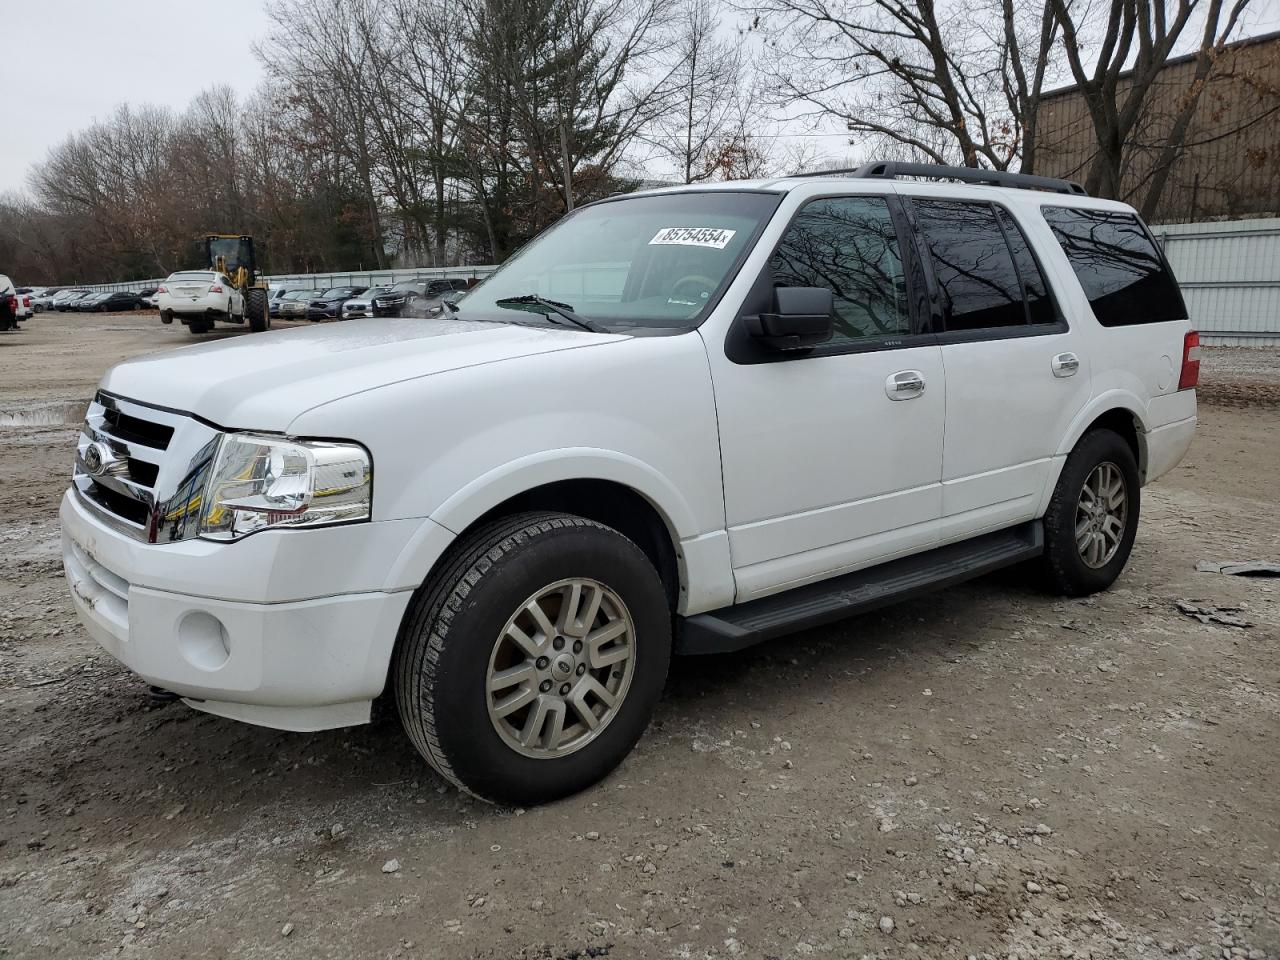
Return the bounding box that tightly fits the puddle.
[0,400,89,429]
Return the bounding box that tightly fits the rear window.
[1041,207,1187,326]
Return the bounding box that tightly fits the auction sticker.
[649,227,737,249]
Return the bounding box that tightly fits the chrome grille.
[73,392,223,543]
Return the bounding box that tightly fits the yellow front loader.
[206,234,270,332]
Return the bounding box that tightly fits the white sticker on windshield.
[649,226,737,249]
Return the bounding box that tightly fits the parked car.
[135,287,158,306]
[306,286,367,321]
[13,289,34,322]
[61,162,1197,807]
[269,287,309,318]
[340,286,393,319]
[79,290,142,312]
[372,278,469,317]
[73,292,111,312]
[155,271,245,333]
[55,290,93,311]
[32,288,64,312]
[278,289,322,319]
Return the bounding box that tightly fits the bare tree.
[654,0,745,182]
[1049,0,1253,210]
[743,0,1059,170]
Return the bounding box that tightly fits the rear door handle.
[1052,352,1080,378]
[886,370,925,400]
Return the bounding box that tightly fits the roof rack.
[789,161,1088,196]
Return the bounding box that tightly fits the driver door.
[705,194,946,602]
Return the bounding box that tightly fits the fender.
[383,447,701,593]
[1054,388,1149,457]
[1035,389,1150,515]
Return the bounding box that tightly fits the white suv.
[61,163,1197,805]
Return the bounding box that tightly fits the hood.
[101,317,628,431]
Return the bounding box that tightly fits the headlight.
[199,433,372,542]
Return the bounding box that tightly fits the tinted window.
[769,196,910,343]
[996,208,1056,325]
[913,200,1025,331]
[1042,207,1187,326]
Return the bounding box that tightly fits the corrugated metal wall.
[1152,218,1280,346]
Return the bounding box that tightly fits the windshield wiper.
[493,294,609,333]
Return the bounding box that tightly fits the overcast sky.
[3,0,1279,194]
[0,0,271,193]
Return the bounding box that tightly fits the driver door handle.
[886,370,925,400]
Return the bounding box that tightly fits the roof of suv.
[621,163,1136,214]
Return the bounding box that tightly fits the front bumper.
[60,490,418,731]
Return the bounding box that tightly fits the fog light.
[177,611,231,671]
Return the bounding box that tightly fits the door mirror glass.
[745,286,834,351]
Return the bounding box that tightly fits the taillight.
[1178,330,1200,390]
[209,284,223,293]
[22,297,30,307]
[157,285,167,294]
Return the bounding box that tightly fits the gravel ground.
[1,314,1278,960]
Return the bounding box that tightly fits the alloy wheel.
[1075,461,1128,568]
[486,577,635,759]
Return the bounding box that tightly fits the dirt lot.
[1,312,1277,960]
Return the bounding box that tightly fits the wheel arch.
[1055,392,1149,481]
[387,450,700,616]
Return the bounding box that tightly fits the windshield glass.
[456,191,779,330]
[321,287,356,297]
[362,287,391,298]
[170,272,216,281]
[289,290,320,300]
[390,281,423,293]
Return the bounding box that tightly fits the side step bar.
[676,521,1043,655]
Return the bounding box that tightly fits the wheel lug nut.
[559,683,571,696]
[572,639,583,654]
[539,680,552,693]
[576,663,586,676]
[553,636,565,650]
[535,656,549,669]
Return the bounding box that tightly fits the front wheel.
[394,512,671,805]
[160,310,173,325]
[1041,428,1140,596]
[245,288,269,332]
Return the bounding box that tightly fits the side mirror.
[744,287,834,351]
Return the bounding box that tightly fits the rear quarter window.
[1041,207,1187,326]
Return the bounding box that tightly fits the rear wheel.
[160,310,173,325]
[1041,428,1140,596]
[246,288,269,332]
[394,512,671,805]
[187,319,212,335]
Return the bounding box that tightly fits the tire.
[1041,428,1140,596]
[187,320,212,335]
[245,288,269,332]
[160,311,173,325]
[394,512,671,805]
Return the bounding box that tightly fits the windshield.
[363,287,391,298]
[289,290,321,300]
[390,281,423,293]
[170,272,216,281]
[456,191,779,330]
[321,287,357,297]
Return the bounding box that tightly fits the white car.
[62,162,1197,807]
[340,286,393,319]
[156,270,245,334]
